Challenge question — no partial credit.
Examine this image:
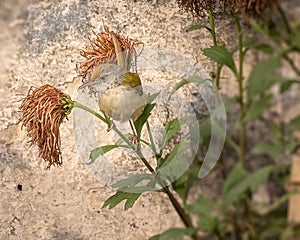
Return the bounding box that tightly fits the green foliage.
[246,56,281,100]
[102,190,141,210]
[89,145,121,164]
[149,228,195,240]
[223,163,275,208]
[84,4,300,240]
[134,92,159,138]
[202,46,237,75]
[160,118,181,151]
[111,173,154,188]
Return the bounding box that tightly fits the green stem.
[208,9,222,89]
[209,9,217,46]
[73,101,111,126]
[114,125,198,239]
[146,120,158,156]
[234,13,246,165]
[73,100,197,238]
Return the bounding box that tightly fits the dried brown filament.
[79,26,143,79]
[20,84,69,169]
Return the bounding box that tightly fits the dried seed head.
[233,0,280,17]
[176,0,213,16]
[19,84,73,169]
[79,26,143,79]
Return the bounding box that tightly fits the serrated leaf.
[251,141,284,158]
[246,56,281,99]
[149,228,195,240]
[202,46,237,75]
[111,173,153,188]
[89,145,120,164]
[102,190,141,210]
[160,118,181,150]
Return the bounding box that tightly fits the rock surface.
[0,0,300,240]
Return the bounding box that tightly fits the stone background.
[0,0,299,239]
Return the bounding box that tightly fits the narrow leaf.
[89,145,119,164]
[134,103,155,138]
[243,95,272,123]
[133,92,159,139]
[111,173,153,188]
[187,24,202,32]
[223,165,275,207]
[149,228,195,240]
[251,141,284,158]
[170,76,205,99]
[246,56,281,99]
[223,162,247,195]
[160,118,181,150]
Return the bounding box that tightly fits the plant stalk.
[234,13,246,165]
[209,9,222,89]
[73,101,198,239]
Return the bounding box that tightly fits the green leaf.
[111,173,153,188]
[134,103,155,138]
[172,165,199,203]
[247,165,275,191]
[243,38,274,54]
[251,141,284,158]
[115,133,133,145]
[157,142,190,183]
[149,228,195,240]
[187,24,202,32]
[185,195,211,217]
[198,216,218,234]
[290,24,300,49]
[160,118,181,150]
[89,145,120,164]
[255,190,296,215]
[243,95,272,123]
[102,190,141,210]
[169,76,206,99]
[290,115,300,129]
[202,46,237,75]
[280,80,297,93]
[223,164,275,207]
[246,56,281,99]
[147,92,160,103]
[158,142,189,169]
[253,43,274,54]
[286,138,298,152]
[133,92,159,139]
[223,162,247,196]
